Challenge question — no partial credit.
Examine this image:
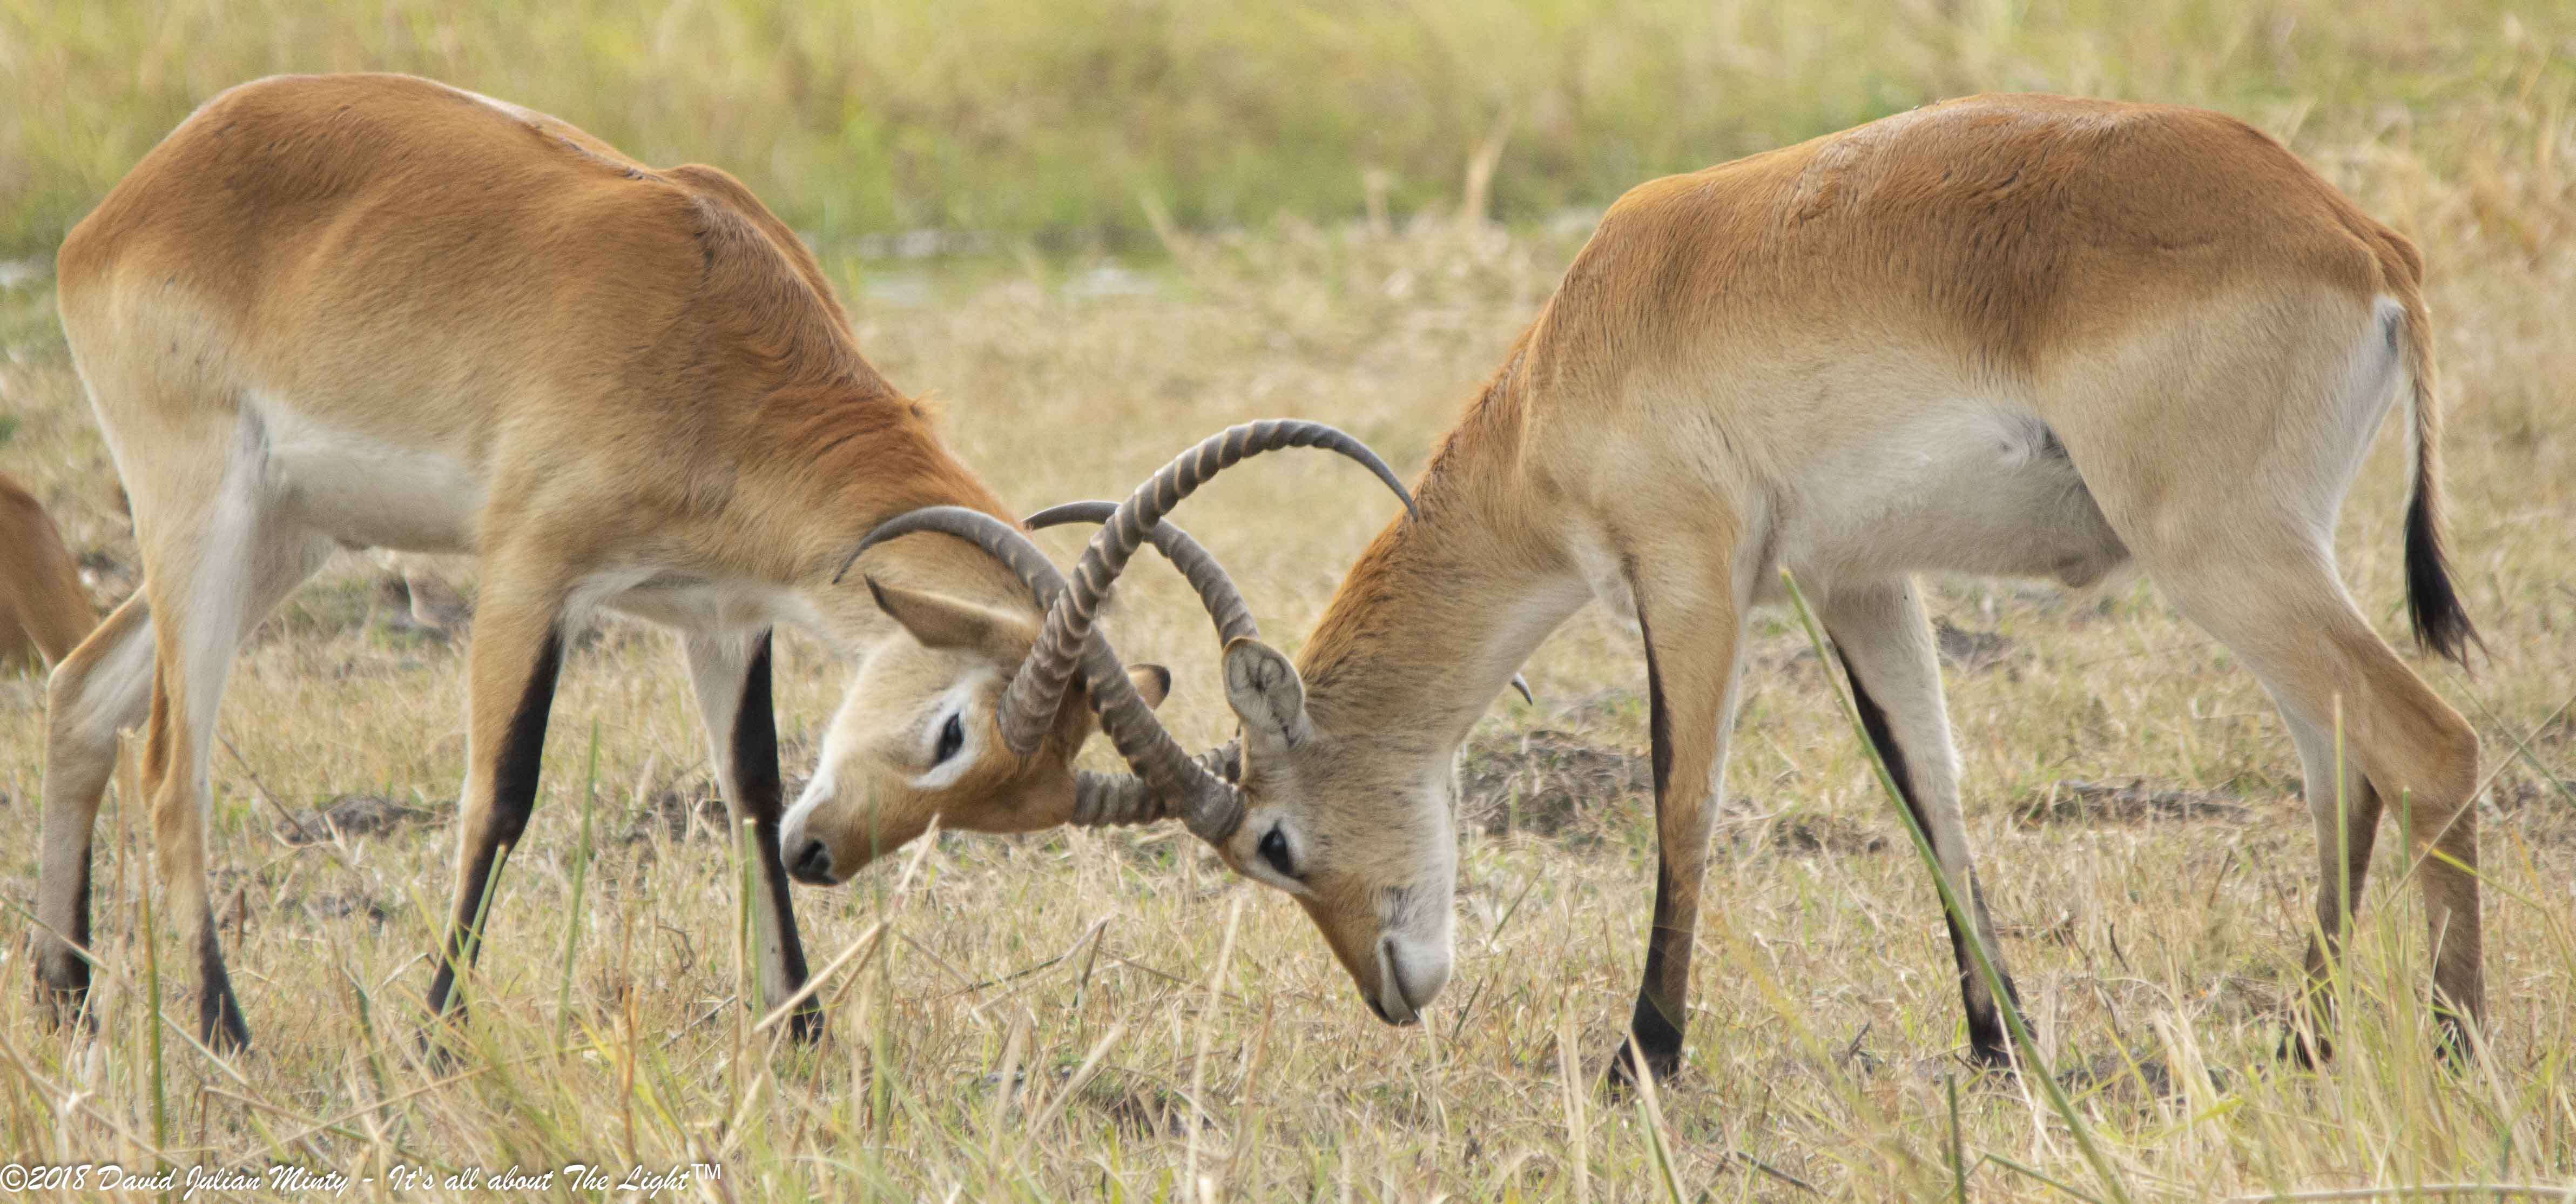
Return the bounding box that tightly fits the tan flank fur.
[868,93,2486,1077]
[1,473,97,671]
[38,72,1174,1049]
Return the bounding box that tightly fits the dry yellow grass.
[5,8,2576,1201]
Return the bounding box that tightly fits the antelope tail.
[2395,289,2478,665]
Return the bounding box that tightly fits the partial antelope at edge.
[0,472,95,672]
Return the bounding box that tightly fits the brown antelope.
[2,473,97,672]
[37,71,1409,1050]
[824,93,2485,1082]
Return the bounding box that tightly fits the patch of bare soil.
[2490,772,2576,845]
[2057,1050,2185,1099]
[305,890,394,925]
[1457,726,1892,855]
[624,787,730,845]
[1735,808,1890,856]
[617,742,811,850]
[1455,729,1650,837]
[273,792,440,844]
[2492,771,2576,812]
[2016,778,2252,827]
[1933,618,2013,672]
[1083,1078,1209,1139]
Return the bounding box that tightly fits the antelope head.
[778,570,1176,883]
[785,421,1458,1026]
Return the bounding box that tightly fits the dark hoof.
[785,999,828,1045]
[1965,1039,2018,1075]
[419,988,470,1071]
[200,988,252,1055]
[1603,1040,1681,1095]
[35,985,95,1034]
[2431,1009,2476,1071]
[33,950,96,1033]
[417,1024,468,1072]
[2276,1022,2331,1068]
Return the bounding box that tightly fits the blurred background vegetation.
[4,0,2572,260]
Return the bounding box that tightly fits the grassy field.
[5,0,2575,256]
[5,2,2576,1200]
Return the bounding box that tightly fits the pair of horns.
[849,420,1414,843]
[1022,503,1531,820]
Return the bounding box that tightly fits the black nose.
[787,839,834,884]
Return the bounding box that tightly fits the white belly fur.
[1565,400,2130,625]
[1775,401,2128,588]
[254,398,485,553]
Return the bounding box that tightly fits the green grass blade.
[1781,568,2132,1204]
[557,722,601,1046]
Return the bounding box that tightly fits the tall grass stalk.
[1627,1030,1690,1204]
[118,741,168,1176]
[1781,568,2134,1204]
[1949,1072,1970,1203]
[556,722,600,1046]
[1183,893,1245,1203]
[134,813,167,1179]
[1556,1000,1591,1203]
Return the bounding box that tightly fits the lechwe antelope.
[2,473,96,672]
[36,71,1411,1051]
[837,93,2487,1082]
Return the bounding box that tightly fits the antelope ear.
[1128,663,1172,709]
[1223,637,1310,752]
[865,576,1031,656]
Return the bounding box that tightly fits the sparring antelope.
[2,473,96,671]
[832,93,2485,1082]
[36,71,1408,1050]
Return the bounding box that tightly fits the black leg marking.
[426,629,564,1023]
[1841,655,2018,1066]
[2279,1022,2331,1068]
[734,634,785,823]
[1611,611,1689,1089]
[198,912,250,1052]
[735,633,819,1040]
[1643,614,1675,801]
[71,850,91,966]
[38,852,98,1029]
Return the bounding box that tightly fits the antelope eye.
[1258,826,1296,878]
[932,712,965,765]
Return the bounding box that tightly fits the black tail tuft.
[2404,487,2479,667]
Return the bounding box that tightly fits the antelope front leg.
[683,629,820,1039]
[1609,566,1745,1089]
[423,585,567,1032]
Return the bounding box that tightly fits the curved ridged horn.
[1024,501,1259,647]
[1029,501,1253,831]
[995,420,1416,766]
[841,506,1242,836]
[1036,493,1512,806]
